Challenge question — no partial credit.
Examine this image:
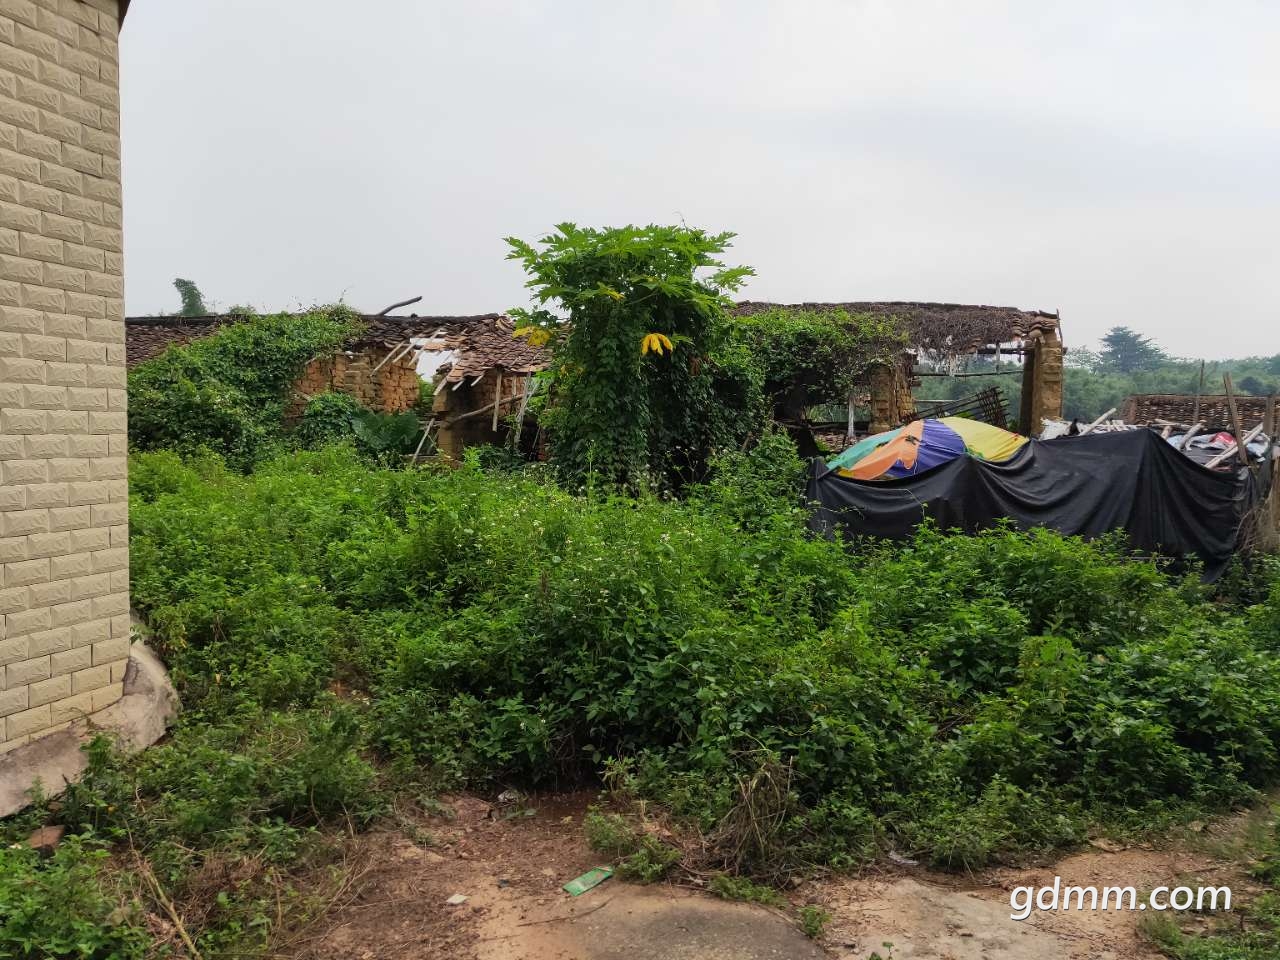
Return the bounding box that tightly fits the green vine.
[506,223,760,490]
[127,305,362,468]
[727,307,908,421]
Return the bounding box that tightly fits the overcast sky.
[119,1,1278,358]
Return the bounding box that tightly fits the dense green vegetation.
[6,231,1279,957]
[127,306,361,467]
[12,436,1280,953]
[507,223,762,490]
[127,307,424,470]
[727,306,906,424]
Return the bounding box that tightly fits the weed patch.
[8,439,1280,953]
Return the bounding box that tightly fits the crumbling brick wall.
[1120,394,1271,431]
[1019,328,1065,434]
[286,346,422,420]
[1,0,129,754]
[866,353,916,433]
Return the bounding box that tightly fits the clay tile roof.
[123,313,549,379]
[124,316,233,367]
[350,314,548,383]
[732,301,1060,355]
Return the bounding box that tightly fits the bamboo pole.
[1222,373,1252,469]
[1079,407,1116,436]
[491,370,503,432]
[1192,359,1205,425]
[1177,422,1205,450]
[1205,422,1265,469]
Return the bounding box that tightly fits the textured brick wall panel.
[285,348,422,420]
[0,0,123,754]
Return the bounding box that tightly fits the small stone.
[27,826,64,857]
[445,894,469,906]
[1088,837,1125,853]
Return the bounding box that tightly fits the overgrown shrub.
[506,223,763,490]
[726,306,907,424]
[583,811,680,882]
[293,391,368,448]
[0,835,148,959]
[127,306,360,467]
[122,446,1280,881]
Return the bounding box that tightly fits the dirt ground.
[286,792,1267,960]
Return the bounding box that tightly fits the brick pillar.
[867,354,914,434]
[1021,329,1064,435]
[1,0,128,753]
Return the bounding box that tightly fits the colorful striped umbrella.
[828,417,1027,480]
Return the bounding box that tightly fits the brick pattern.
[1018,330,1065,435]
[287,348,422,419]
[1119,394,1271,432]
[866,355,917,434]
[0,0,125,754]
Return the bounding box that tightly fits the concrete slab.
[477,885,827,960]
[0,641,178,817]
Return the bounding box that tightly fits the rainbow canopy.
[827,417,1027,480]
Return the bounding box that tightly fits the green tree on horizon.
[173,278,209,317]
[1097,325,1165,373]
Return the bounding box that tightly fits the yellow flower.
[640,333,674,356]
[514,326,552,348]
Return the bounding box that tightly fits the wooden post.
[1222,373,1252,469]
[491,370,503,432]
[1192,359,1205,425]
[845,391,858,444]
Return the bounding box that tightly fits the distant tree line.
[918,325,1280,424]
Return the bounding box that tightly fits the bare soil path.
[287,792,1264,960]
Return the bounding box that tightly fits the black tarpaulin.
[806,430,1262,580]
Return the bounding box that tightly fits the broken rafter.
[1205,422,1265,469]
[376,295,423,316]
[444,384,537,426]
[410,418,437,465]
[1078,407,1117,436]
[492,370,503,432]
[1177,422,1205,450]
[1222,373,1252,470]
[372,340,415,374]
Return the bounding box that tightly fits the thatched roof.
[732,301,1060,356]
[124,314,548,381]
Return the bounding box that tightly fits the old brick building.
[1,0,129,755]
[125,312,549,461]
[733,301,1065,438]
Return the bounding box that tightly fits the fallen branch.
[376,295,422,316]
[136,854,204,960]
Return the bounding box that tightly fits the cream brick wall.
[0,0,126,754]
